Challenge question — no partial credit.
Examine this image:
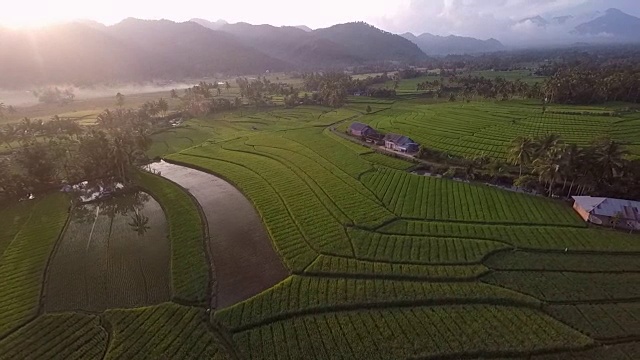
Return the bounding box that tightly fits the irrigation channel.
[147,160,289,308]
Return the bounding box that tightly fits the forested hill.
[0,19,287,87]
[0,19,427,87]
[313,22,427,62]
[208,21,429,67]
[216,23,361,68]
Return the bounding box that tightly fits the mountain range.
[573,8,640,40]
[513,8,640,45]
[0,20,432,87]
[1,8,640,87]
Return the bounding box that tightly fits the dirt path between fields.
[147,161,288,309]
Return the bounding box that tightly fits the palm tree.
[225,81,231,92]
[592,137,629,181]
[157,98,169,118]
[0,103,5,119]
[535,133,563,158]
[559,143,583,198]
[508,136,536,177]
[533,147,563,196]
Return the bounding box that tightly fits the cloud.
[372,0,638,44]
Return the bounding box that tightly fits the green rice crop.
[0,194,69,337]
[137,171,210,303]
[232,305,592,360]
[0,313,108,360]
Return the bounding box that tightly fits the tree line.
[0,107,160,201]
[507,134,639,200]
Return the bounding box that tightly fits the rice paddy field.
[1,95,640,359]
[361,100,640,159]
[44,191,171,313]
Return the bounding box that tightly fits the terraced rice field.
[2,101,639,359]
[361,101,640,159]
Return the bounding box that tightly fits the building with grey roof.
[572,196,640,230]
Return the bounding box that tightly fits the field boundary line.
[479,276,640,306]
[38,197,73,316]
[300,267,490,283]
[228,300,544,334]
[284,130,389,204]
[486,267,640,274]
[249,135,386,209]
[389,216,587,228]
[98,314,113,360]
[207,315,243,360]
[0,202,36,259]
[366,225,640,256]
[247,142,354,224]
[407,342,596,360]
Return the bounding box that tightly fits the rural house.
[383,133,419,153]
[348,122,384,144]
[349,122,377,137]
[572,196,640,230]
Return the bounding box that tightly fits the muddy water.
[45,191,171,312]
[147,161,288,309]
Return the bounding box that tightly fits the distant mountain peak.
[574,8,640,40]
[605,8,626,15]
[189,18,228,30]
[295,25,312,32]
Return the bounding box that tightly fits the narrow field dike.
[147,160,289,309]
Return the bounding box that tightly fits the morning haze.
[1,1,640,360]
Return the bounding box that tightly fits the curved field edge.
[136,170,210,304]
[379,219,640,253]
[0,194,69,338]
[230,305,593,360]
[0,313,107,360]
[163,153,317,272]
[214,275,542,332]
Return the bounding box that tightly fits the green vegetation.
[361,101,640,159]
[232,305,592,360]
[216,276,540,331]
[137,171,210,303]
[546,304,640,340]
[348,228,509,264]
[379,220,640,252]
[483,272,640,302]
[486,251,640,272]
[103,303,232,360]
[2,75,640,359]
[0,313,108,360]
[0,194,68,337]
[362,167,583,225]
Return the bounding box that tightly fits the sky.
[2,0,639,43]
